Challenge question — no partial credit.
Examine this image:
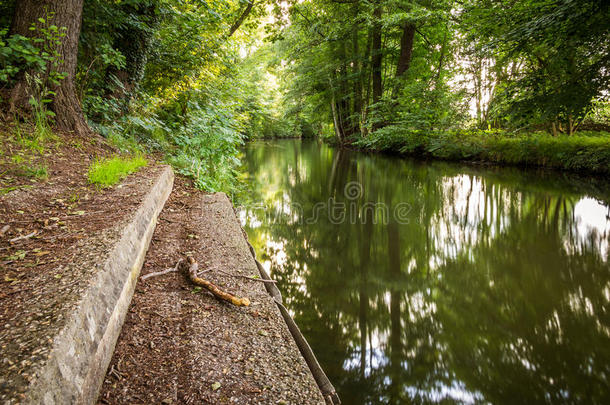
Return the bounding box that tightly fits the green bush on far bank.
[356,129,610,174]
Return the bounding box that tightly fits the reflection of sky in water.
[573,197,610,257]
[241,175,610,269]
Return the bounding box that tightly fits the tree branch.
[228,1,255,38]
[187,256,250,307]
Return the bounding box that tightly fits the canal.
[238,139,610,404]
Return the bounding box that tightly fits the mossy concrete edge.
[25,166,174,405]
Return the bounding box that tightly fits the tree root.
[186,256,250,307]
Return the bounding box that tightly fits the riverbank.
[0,127,173,403]
[353,129,610,175]
[0,128,336,404]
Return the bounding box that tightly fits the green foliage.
[585,100,610,127]
[12,118,55,154]
[87,155,147,187]
[0,16,65,87]
[357,129,610,173]
[0,30,40,84]
[166,108,244,191]
[1,14,66,142]
[76,0,277,192]
[22,164,48,180]
[459,0,610,131]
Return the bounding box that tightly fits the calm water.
[237,139,610,404]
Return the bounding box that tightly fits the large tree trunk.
[9,0,89,134]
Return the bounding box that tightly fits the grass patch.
[22,165,48,180]
[12,118,57,154]
[87,155,147,187]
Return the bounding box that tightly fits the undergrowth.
[87,155,147,187]
[356,129,610,173]
[88,96,244,192]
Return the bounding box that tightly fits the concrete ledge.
[99,189,326,404]
[21,166,173,404]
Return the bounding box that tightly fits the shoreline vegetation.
[351,129,610,175]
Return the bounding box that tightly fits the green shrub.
[87,155,147,187]
[357,128,610,173]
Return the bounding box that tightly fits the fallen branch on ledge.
[186,256,250,307]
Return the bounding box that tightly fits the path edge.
[25,166,174,405]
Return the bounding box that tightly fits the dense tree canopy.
[1,0,609,187]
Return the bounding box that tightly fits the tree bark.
[351,3,363,136]
[9,0,89,134]
[371,2,383,105]
[186,256,250,307]
[330,78,345,144]
[395,23,415,78]
[337,40,353,140]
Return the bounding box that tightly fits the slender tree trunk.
[351,4,362,136]
[329,77,344,144]
[361,28,373,137]
[391,22,415,100]
[10,0,89,134]
[337,40,353,139]
[371,2,383,105]
[395,23,415,78]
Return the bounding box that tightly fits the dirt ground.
[98,177,324,404]
[0,126,162,401]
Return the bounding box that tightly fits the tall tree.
[395,23,415,78]
[9,0,88,134]
[371,1,383,105]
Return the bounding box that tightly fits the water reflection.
[237,140,610,404]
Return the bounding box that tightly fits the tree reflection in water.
[237,140,610,405]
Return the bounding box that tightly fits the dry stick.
[0,225,10,237]
[212,268,277,284]
[141,259,183,280]
[197,265,217,277]
[186,256,250,307]
[9,230,37,244]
